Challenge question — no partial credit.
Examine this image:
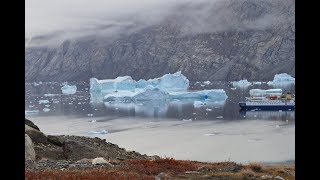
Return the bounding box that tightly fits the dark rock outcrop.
[25,118,40,131]
[25,125,48,145]
[25,0,294,82]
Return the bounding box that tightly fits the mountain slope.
[25,0,295,82]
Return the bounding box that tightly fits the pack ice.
[61,84,77,95]
[90,71,227,103]
[267,73,295,88]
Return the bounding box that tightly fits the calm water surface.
[25,81,295,121]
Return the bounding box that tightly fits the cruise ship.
[239,89,295,111]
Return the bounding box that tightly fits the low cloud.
[26,0,294,47]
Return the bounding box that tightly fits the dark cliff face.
[25,0,295,82]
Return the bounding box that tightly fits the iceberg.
[249,89,282,97]
[61,84,77,95]
[232,79,252,89]
[104,86,227,102]
[90,71,188,94]
[90,76,136,93]
[267,73,295,88]
[169,89,227,101]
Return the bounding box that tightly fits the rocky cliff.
[25,0,295,82]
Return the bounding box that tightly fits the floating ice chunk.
[249,89,282,97]
[169,89,227,101]
[88,130,108,135]
[90,120,96,123]
[61,84,77,95]
[43,108,50,112]
[194,101,205,108]
[25,110,39,115]
[232,79,252,89]
[182,119,192,122]
[267,73,295,88]
[204,133,216,136]
[216,116,223,119]
[253,82,262,85]
[90,76,137,93]
[203,81,211,85]
[44,94,57,97]
[44,104,50,107]
[38,100,49,104]
[230,87,236,90]
[206,108,212,111]
[87,114,93,117]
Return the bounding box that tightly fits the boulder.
[25,125,48,144]
[25,118,40,131]
[92,157,113,167]
[25,134,36,160]
[62,140,105,161]
[47,135,65,147]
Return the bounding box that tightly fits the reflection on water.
[25,81,295,121]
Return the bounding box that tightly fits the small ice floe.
[200,84,205,87]
[206,108,212,111]
[203,81,211,85]
[232,79,252,89]
[42,108,50,112]
[216,116,223,119]
[88,130,108,135]
[44,94,56,97]
[204,133,216,136]
[44,104,50,107]
[230,87,237,90]
[253,82,262,85]
[25,110,39,115]
[182,119,192,122]
[90,120,96,123]
[276,125,280,128]
[194,101,205,108]
[192,112,197,115]
[52,100,60,104]
[38,100,49,104]
[61,84,77,95]
[87,114,93,117]
[247,138,262,142]
[28,105,35,108]
[68,102,73,105]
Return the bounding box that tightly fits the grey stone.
[25,134,36,160]
[25,125,48,144]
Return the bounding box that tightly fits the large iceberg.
[232,79,252,89]
[91,71,226,104]
[61,84,77,95]
[104,86,227,102]
[267,73,295,88]
[90,71,188,93]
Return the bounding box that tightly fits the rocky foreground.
[25,118,295,179]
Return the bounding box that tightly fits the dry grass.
[26,159,295,180]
